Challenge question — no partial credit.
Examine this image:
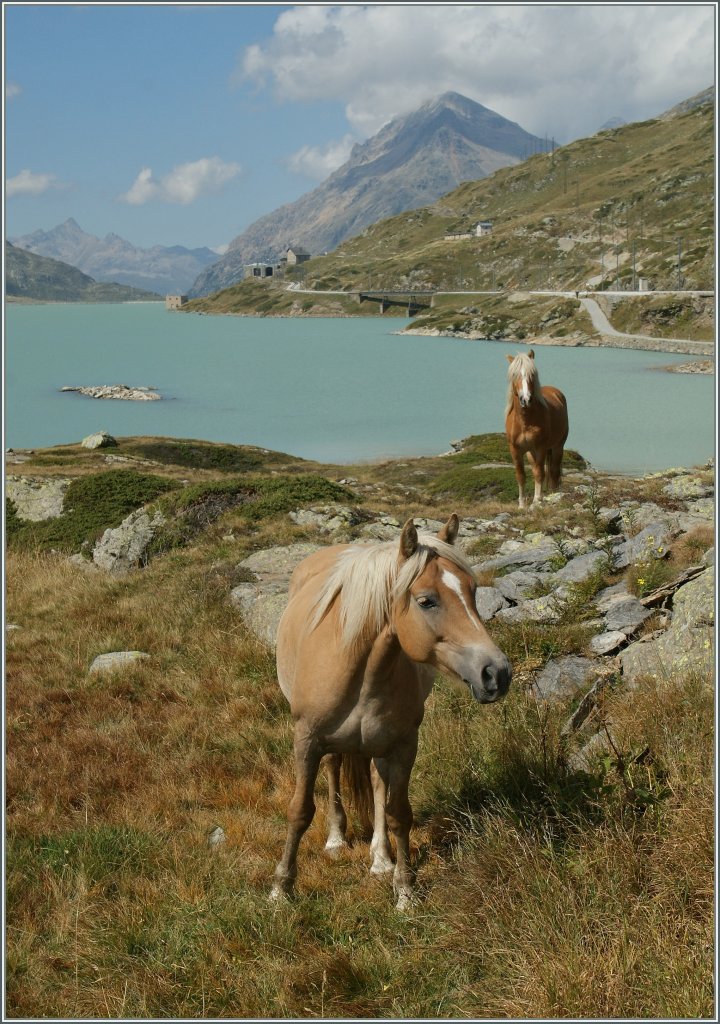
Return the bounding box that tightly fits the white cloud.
[6,82,22,99]
[286,133,356,179]
[238,5,715,142]
[7,169,60,197]
[119,157,241,205]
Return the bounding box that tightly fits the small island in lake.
[60,385,162,401]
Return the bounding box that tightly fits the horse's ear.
[506,354,514,363]
[528,348,535,359]
[399,519,419,559]
[438,513,459,545]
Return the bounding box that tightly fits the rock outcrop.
[620,565,714,684]
[92,508,166,573]
[89,651,150,675]
[6,475,71,520]
[81,431,118,449]
[229,543,322,646]
[63,385,161,401]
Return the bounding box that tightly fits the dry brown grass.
[5,460,715,1018]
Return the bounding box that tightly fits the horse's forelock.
[507,352,539,384]
[506,352,547,414]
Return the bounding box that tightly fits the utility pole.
[600,217,605,286]
[677,237,683,290]
[632,240,637,291]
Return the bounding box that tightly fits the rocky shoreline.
[660,359,715,374]
[400,325,715,359]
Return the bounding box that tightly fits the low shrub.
[126,440,294,473]
[7,471,178,554]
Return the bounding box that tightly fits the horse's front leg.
[373,735,418,910]
[271,729,322,900]
[508,443,527,509]
[526,449,546,505]
[369,758,394,875]
[324,753,348,856]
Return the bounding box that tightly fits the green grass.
[427,433,587,503]
[124,438,301,473]
[430,465,519,502]
[6,470,179,554]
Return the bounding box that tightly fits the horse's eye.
[416,596,437,610]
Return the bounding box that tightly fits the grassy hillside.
[303,101,713,294]
[185,100,714,342]
[5,434,714,1018]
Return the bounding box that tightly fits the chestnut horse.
[505,349,569,508]
[272,515,511,910]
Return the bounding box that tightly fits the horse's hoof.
[372,851,393,876]
[268,884,292,904]
[324,839,348,860]
[395,890,415,912]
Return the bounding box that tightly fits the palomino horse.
[505,349,569,508]
[272,515,511,910]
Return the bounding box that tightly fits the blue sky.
[4,3,716,252]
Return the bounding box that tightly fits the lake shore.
[399,324,716,360]
[7,303,714,472]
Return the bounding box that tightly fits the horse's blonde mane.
[505,352,548,417]
[309,533,474,651]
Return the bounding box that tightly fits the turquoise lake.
[4,302,716,473]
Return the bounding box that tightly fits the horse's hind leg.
[324,754,348,856]
[369,758,394,875]
[271,732,321,900]
[547,446,564,492]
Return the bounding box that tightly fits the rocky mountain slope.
[184,89,714,347]
[189,93,545,296]
[287,92,714,299]
[5,242,161,302]
[10,218,218,294]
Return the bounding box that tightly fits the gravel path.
[579,296,710,349]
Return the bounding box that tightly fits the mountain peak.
[424,92,490,114]
[190,92,544,296]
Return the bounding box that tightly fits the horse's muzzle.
[466,655,512,704]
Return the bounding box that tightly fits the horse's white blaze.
[441,569,480,630]
[520,374,531,404]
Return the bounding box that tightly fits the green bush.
[431,465,518,502]
[126,440,293,473]
[244,475,356,521]
[8,470,178,554]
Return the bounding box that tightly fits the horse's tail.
[341,753,374,835]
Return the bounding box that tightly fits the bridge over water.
[355,290,435,316]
